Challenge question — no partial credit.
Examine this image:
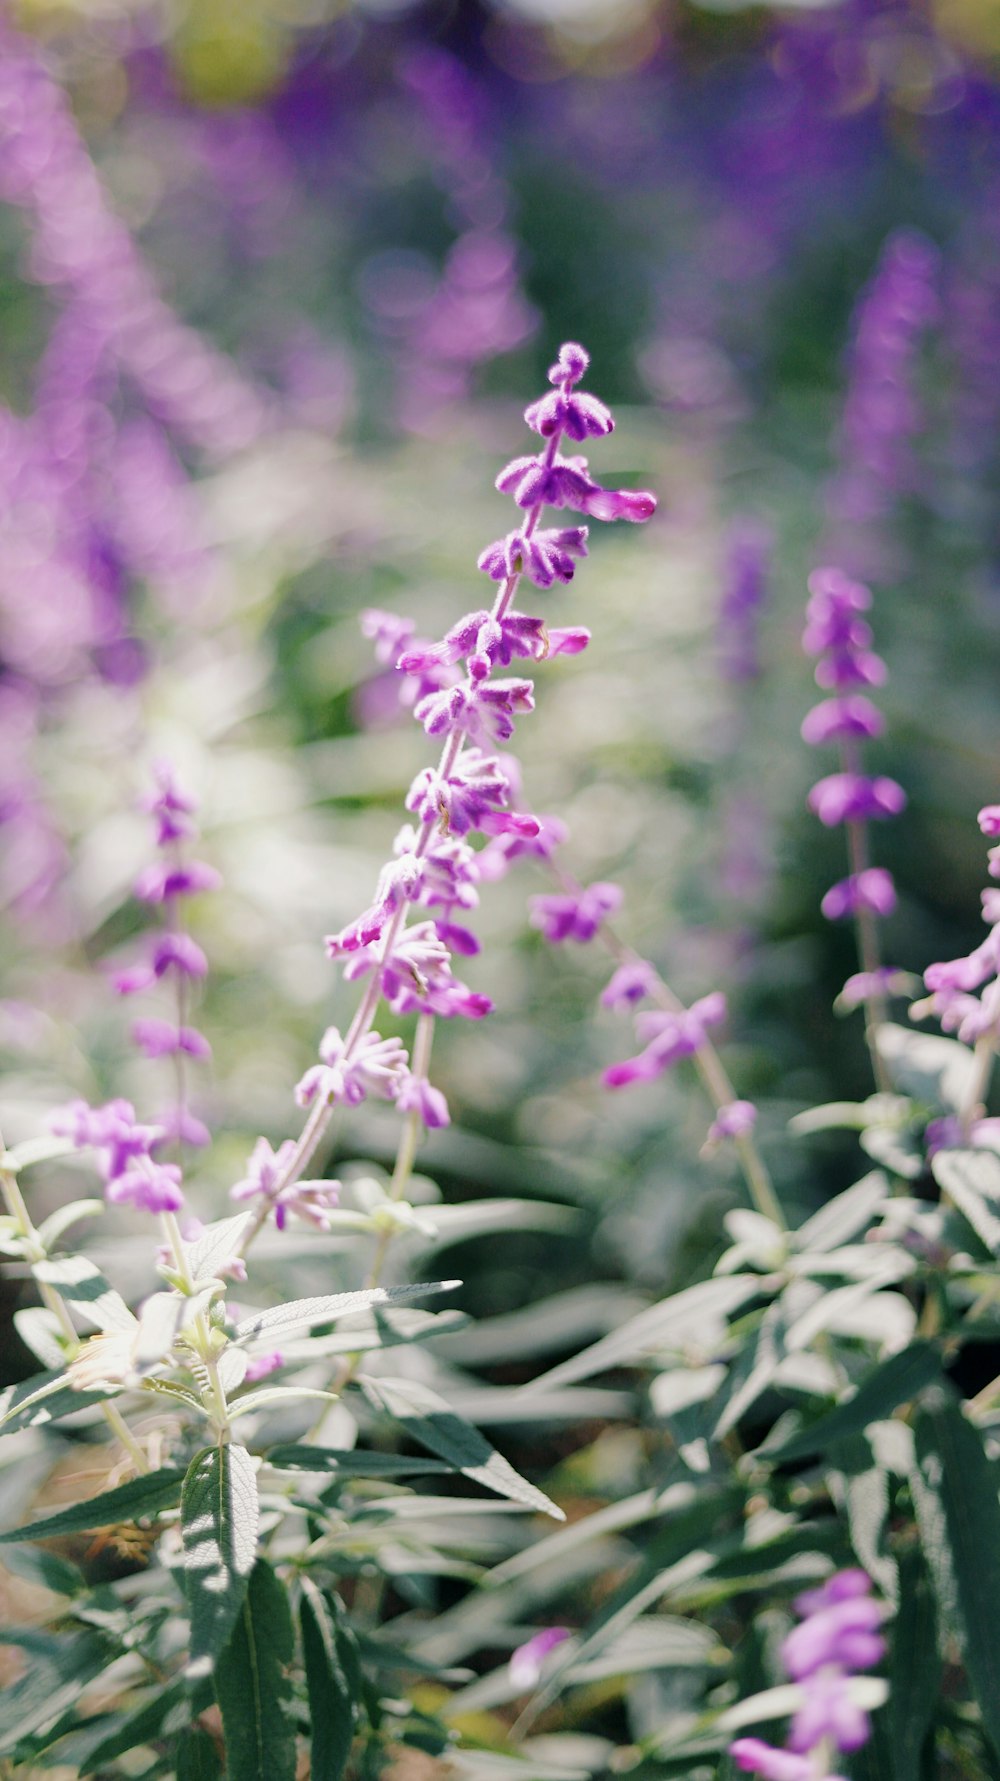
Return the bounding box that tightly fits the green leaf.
[764,1342,942,1463]
[0,1136,75,1173]
[266,1445,455,1479]
[82,1677,214,1774]
[234,1280,458,1343]
[359,1375,564,1518]
[177,1725,225,1779]
[890,1542,941,1781]
[795,1172,890,1252]
[301,1581,358,1781]
[0,1464,184,1544]
[932,1150,1000,1256]
[0,1629,112,1751]
[214,1559,296,1781]
[524,1275,762,1392]
[877,1025,976,1113]
[33,1255,134,1334]
[35,1198,105,1249]
[182,1444,259,1677]
[0,1366,119,1436]
[186,1211,256,1282]
[0,1544,83,1597]
[13,1306,68,1370]
[912,1394,1000,1760]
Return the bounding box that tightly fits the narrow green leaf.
[0,1630,112,1747]
[301,1581,358,1781]
[932,1150,1000,1256]
[0,1464,184,1544]
[182,1444,259,1677]
[525,1275,761,1392]
[214,1559,296,1781]
[33,1255,134,1334]
[890,1543,941,1781]
[764,1343,942,1463]
[0,1366,118,1436]
[912,1395,1000,1759]
[876,1024,977,1111]
[177,1725,224,1779]
[35,1198,104,1249]
[234,1280,457,1343]
[267,1445,454,1478]
[83,1677,214,1774]
[0,1136,75,1173]
[360,1375,564,1518]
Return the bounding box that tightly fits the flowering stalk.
[230,343,655,1259]
[801,567,906,1093]
[529,858,784,1228]
[731,1570,887,1781]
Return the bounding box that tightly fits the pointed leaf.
[360,1376,564,1518]
[932,1149,1000,1256]
[234,1280,458,1343]
[524,1275,761,1392]
[266,1445,454,1479]
[0,1366,119,1436]
[214,1559,296,1781]
[890,1542,941,1781]
[301,1581,358,1781]
[33,1255,134,1335]
[35,1199,105,1249]
[182,1444,259,1677]
[0,1464,184,1544]
[83,1677,214,1774]
[186,1211,256,1282]
[13,1306,68,1370]
[764,1343,942,1463]
[177,1726,224,1779]
[0,1136,75,1173]
[912,1394,1000,1759]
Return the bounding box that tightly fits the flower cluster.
[114,764,218,1152]
[731,1570,886,1781]
[50,1098,182,1214]
[801,567,904,930]
[912,804,1000,1051]
[234,342,655,1231]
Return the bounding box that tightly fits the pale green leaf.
[182,1444,259,1677]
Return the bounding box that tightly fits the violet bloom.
[231,1135,341,1231]
[605,992,727,1090]
[530,881,623,944]
[50,1097,182,1214]
[706,1099,757,1143]
[509,1627,571,1691]
[295,1028,410,1111]
[912,803,1000,1054]
[730,1569,885,1781]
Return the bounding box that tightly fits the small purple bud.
[821,868,897,921]
[807,773,906,827]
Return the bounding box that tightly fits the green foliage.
[182,1444,260,1678]
[214,1560,297,1781]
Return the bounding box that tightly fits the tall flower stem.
[594,914,785,1228]
[840,739,891,1094]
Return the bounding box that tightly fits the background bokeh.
[2,0,1000,1384]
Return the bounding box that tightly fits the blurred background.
[1,0,1000,1385]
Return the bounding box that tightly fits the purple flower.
[413,677,535,747]
[730,1742,820,1781]
[719,518,771,684]
[729,1570,885,1781]
[131,1019,211,1061]
[326,851,424,954]
[230,1135,341,1231]
[495,452,655,524]
[134,860,222,904]
[837,967,912,1012]
[361,608,417,667]
[406,750,513,836]
[244,1350,284,1382]
[807,773,906,827]
[530,881,623,944]
[706,1099,758,1143]
[295,1028,409,1111]
[605,992,727,1089]
[509,1627,571,1690]
[801,695,885,746]
[979,805,1000,838]
[477,527,589,589]
[524,388,613,441]
[821,868,897,921]
[601,960,659,1009]
[105,1154,184,1214]
[397,1074,451,1128]
[142,761,198,848]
